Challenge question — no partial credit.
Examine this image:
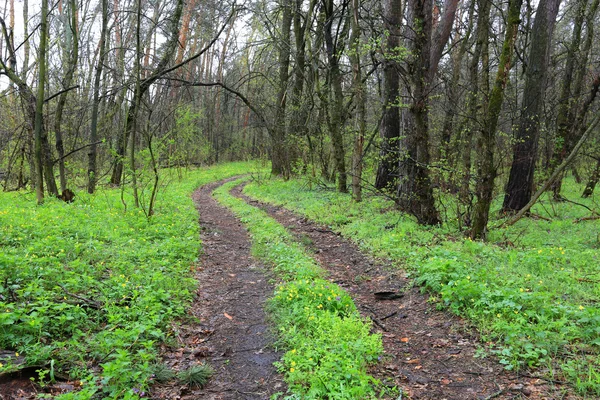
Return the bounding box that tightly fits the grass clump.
[244,177,600,395]
[177,364,214,388]
[213,179,388,399]
[0,162,260,398]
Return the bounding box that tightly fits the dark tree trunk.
[375,0,401,192]
[502,0,561,213]
[460,0,490,203]
[271,0,293,177]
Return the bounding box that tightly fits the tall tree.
[471,0,524,238]
[374,0,401,192]
[396,0,458,224]
[54,0,79,193]
[88,0,109,193]
[323,0,349,192]
[271,0,293,177]
[502,0,561,213]
[34,0,51,203]
[349,0,365,201]
[550,0,600,198]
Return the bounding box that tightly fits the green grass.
[0,161,261,399]
[213,179,390,399]
[244,176,600,396]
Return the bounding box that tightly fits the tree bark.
[323,0,349,192]
[582,157,600,198]
[471,0,524,239]
[506,111,600,225]
[271,0,293,177]
[550,0,600,198]
[375,0,401,192]
[88,0,108,193]
[502,0,561,213]
[34,0,50,203]
[349,0,365,201]
[396,0,458,225]
[54,0,79,193]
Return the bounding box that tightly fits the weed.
[177,364,214,388]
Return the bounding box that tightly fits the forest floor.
[230,182,575,400]
[0,177,579,399]
[155,178,575,400]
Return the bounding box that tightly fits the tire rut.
[152,179,284,399]
[232,183,574,400]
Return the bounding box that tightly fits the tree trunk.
[110,0,184,186]
[271,0,293,177]
[460,0,490,204]
[550,0,600,198]
[88,0,108,193]
[34,0,50,203]
[54,0,79,193]
[582,157,600,198]
[349,0,365,201]
[396,0,458,225]
[323,0,348,192]
[471,0,524,239]
[502,0,561,213]
[375,0,401,192]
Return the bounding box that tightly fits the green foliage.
[244,177,600,395]
[213,179,388,399]
[0,162,260,398]
[176,364,214,388]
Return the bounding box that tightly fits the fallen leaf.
[400,337,410,343]
[228,274,236,277]
[414,365,422,370]
[406,359,420,364]
[441,378,451,385]
[224,313,233,320]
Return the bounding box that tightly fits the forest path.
[231,182,574,400]
[153,179,284,399]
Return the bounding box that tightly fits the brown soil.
[232,183,576,400]
[152,179,284,399]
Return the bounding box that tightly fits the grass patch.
[213,179,390,399]
[244,177,600,395]
[0,161,260,398]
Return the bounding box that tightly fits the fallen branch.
[56,283,101,309]
[574,215,600,223]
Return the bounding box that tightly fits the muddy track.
[153,179,284,399]
[232,183,574,400]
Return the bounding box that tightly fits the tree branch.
[504,112,600,227]
[44,85,80,103]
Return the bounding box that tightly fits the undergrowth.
[244,177,600,396]
[0,162,259,399]
[213,179,390,399]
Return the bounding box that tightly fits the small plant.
[177,364,214,388]
[150,363,176,383]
